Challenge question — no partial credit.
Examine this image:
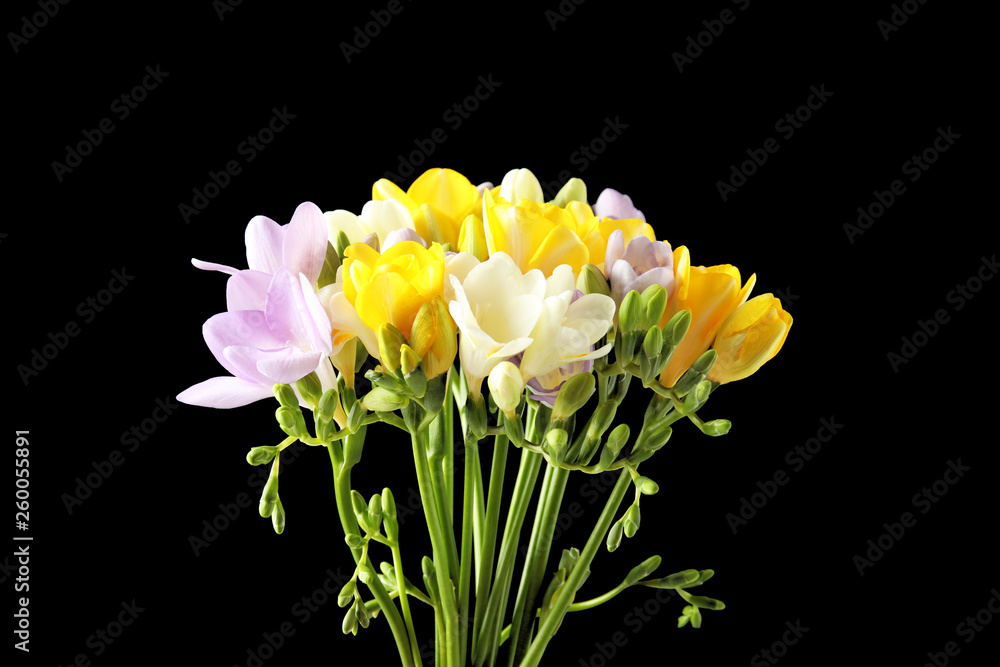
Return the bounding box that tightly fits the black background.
[7,1,996,665]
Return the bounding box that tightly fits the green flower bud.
[640,284,667,330]
[275,406,307,438]
[259,470,279,518]
[606,519,624,552]
[576,263,611,297]
[606,423,630,455]
[354,338,369,373]
[690,607,703,628]
[688,595,725,611]
[343,429,365,469]
[338,376,356,413]
[586,400,617,440]
[345,533,365,549]
[271,496,285,534]
[318,388,340,422]
[379,561,395,578]
[381,487,397,518]
[274,384,298,409]
[346,402,366,435]
[362,386,409,413]
[635,476,660,495]
[357,562,377,585]
[558,547,581,573]
[400,344,421,378]
[503,410,525,447]
[377,323,407,374]
[466,394,488,440]
[623,504,641,538]
[246,446,278,466]
[404,367,427,399]
[368,494,383,530]
[643,325,663,362]
[295,372,323,409]
[552,177,587,207]
[351,490,368,522]
[700,419,731,437]
[664,309,692,346]
[696,569,715,585]
[625,555,662,586]
[544,428,569,463]
[552,371,595,421]
[342,605,358,635]
[338,580,357,607]
[646,569,701,589]
[421,556,439,602]
[683,379,712,413]
[355,599,371,629]
[618,290,641,333]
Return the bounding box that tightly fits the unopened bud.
[377,323,407,373]
[607,519,624,552]
[635,476,660,495]
[623,504,641,538]
[488,361,524,419]
[619,290,641,333]
[663,309,692,345]
[246,446,278,466]
[274,384,298,409]
[576,263,611,297]
[552,371,595,421]
[295,372,323,409]
[318,388,340,422]
[400,344,420,377]
[625,555,662,586]
[362,387,408,413]
[271,497,285,534]
[552,177,587,208]
[641,284,667,330]
[338,580,357,607]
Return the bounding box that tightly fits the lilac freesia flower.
[593,188,646,222]
[604,230,674,309]
[178,202,335,408]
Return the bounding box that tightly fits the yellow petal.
[373,178,417,211]
[407,168,478,224]
[527,225,590,277]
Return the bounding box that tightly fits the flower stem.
[518,469,632,667]
[458,432,478,667]
[327,434,415,667]
[391,541,423,667]
[410,425,461,667]
[471,434,509,659]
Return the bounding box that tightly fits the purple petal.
[223,345,275,384]
[192,258,239,275]
[593,188,646,222]
[282,202,328,285]
[264,268,332,354]
[604,229,626,277]
[383,227,427,252]
[625,266,675,299]
[177,376,273,408]
[245,215,285,274]
[254,347,324,384]
[226,270,272,311]
[203,310,283,379]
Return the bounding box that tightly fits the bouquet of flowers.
[179,167,792,666]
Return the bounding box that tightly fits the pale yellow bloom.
[708,295,791,384]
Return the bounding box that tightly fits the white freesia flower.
[448,252,546,398]
[499,167,544,203]
[325,199,416,249]
[519,265,616,389]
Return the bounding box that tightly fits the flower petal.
[226,270,273,311]
[245,215,285,274]
[177,376,274,408]
[283,202,328,285]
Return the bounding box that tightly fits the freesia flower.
[604,229,674,310]
[448,252,546,398]
[707,294,792,384]
[179,202,336,408]
[341,240,446,341]
[372,168,482,248]
[325,199,417,250]
[593,187,646,222]
[658,247,755,389]
[518,266,615,391]
[178,268,334,408]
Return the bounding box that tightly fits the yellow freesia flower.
[707,295,791,384]
[342,240,445,341]
[372,168,482,248]
[659,246,756,388]
[409,296,458,379]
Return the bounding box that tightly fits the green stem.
[428,422,461,584]
[411,427,461,667]
[458,433,479,667]
[474,449,544,667]
[506,463,569,666]
[519,470,632,667]
[392,542,423,667]
[328,436,415,667]
[471,434,509,659]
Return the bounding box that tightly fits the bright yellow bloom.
[482,190,654,277]
[342,240,445,341]
[659,246,756,388]
[372,168,481,248]
[409,296,458,379]
[707,295,791,384]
